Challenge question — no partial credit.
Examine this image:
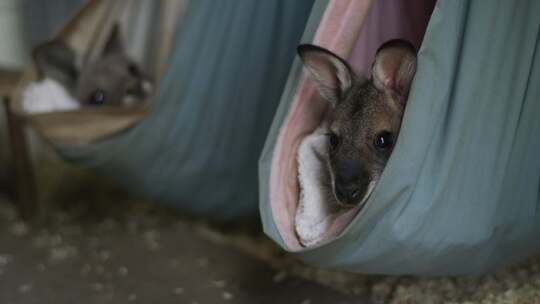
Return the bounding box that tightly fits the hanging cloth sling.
[12,0,315,220]
[259,0,540,275]
[10,0,163,146]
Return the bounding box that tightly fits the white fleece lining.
[22,78,80,114]
[295,127,339,247]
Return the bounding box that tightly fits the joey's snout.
[332,160,371,207]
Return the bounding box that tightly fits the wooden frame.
[1,69,38,219]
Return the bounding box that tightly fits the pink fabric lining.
[269,0,435,251]
[349,0,436,75]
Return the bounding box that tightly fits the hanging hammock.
[10,0,170,146]
[12,0,315,220]
[259,0,540,275]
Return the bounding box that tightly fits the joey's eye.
[328,132,340,150]
[374,131,393,150]
[88,90,106,106]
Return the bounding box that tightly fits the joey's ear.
[33,40,79,89]
[372,39,417,99]
[297,44,354,106]
[103,24,124,55]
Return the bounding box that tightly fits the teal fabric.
[23,0,85,46]
[60,0,314,220]
[259,0,540,275]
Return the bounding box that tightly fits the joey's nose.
[334,183,362,205]
[333,160,368,205]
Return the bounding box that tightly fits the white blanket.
[23,78,80,114]
[295,128,341,247]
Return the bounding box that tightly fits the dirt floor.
[0,151,539,304]
[0,199,365,304]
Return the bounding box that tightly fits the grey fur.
[34,24,153,107]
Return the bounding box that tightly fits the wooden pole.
[1,70,38,220]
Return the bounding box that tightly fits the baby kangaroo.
[299,39,417,208]
[34,24,153,107]
[295,40,417,246]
